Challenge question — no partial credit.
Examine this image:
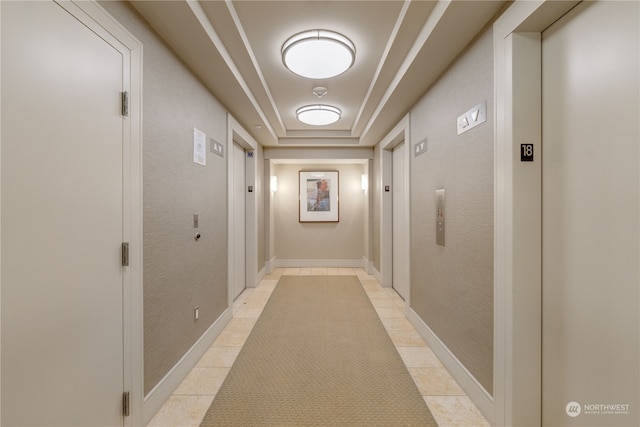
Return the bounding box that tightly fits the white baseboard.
[273,258,366,268]
[142,308,233,425]
[406,308,495,425]
[370,264,383,284]
[362,257,373,274]
[265,257,276,274]
[255,264,266,286]
[361,257,384,285]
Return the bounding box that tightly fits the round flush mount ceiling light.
[282,30,355,79]
[296,104,341,126]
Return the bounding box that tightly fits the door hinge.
[121,91,129,117]
[122,391,130,417]
[122,242,129,267]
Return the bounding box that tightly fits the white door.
[2,2,127,425]
[542,1,639,425]
[392,142,407,299]
[233,143,246,299]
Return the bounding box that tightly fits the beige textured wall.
[274,163,365,261]
[409,27,494,394]
[100,1,229,395]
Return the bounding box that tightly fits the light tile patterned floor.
[147,268,490,427]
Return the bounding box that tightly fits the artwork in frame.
[299,171,339,222]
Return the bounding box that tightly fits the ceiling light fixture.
[296,104,341,126]
[282,30,355,79]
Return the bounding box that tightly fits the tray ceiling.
[130,0,506,147]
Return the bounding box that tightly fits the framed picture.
[299,171,339,222]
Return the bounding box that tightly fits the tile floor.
[147,268,490,427]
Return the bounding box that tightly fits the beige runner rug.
[200,275,437,426]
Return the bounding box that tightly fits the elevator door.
[392,142,407,300]
[542,1,639,425]
[233,143,247,299]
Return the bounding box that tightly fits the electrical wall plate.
[457,101,487,135]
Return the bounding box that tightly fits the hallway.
[147,269,489,427]
[2,2,638,425]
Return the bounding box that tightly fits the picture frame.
[299,171,339,222]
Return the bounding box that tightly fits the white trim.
[361,1,450,142]
[362,256,384,284]
[266,256,277,275]
[142,309,232,425]
[362,256,374,276]
[256,264,266,283]
[369,264,383,284]
[186,1,278,142]
[273,259,366,269]
[407,308,494,423]
[493,1,579,425]
[68,0,141,48]
[223,0,286,134]
[265,146,373,161]
[378,114,410,290]
[352,0,411,131]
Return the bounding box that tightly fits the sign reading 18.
[521,144,534,162]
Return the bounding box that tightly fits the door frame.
[0,0,143,424]
[379,114,410,306]
[493,2,579,425]
[227,115,258,308]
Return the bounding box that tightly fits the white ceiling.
[130,0,507,148]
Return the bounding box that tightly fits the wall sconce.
[270,175,278,192]
[361,174,368,191]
